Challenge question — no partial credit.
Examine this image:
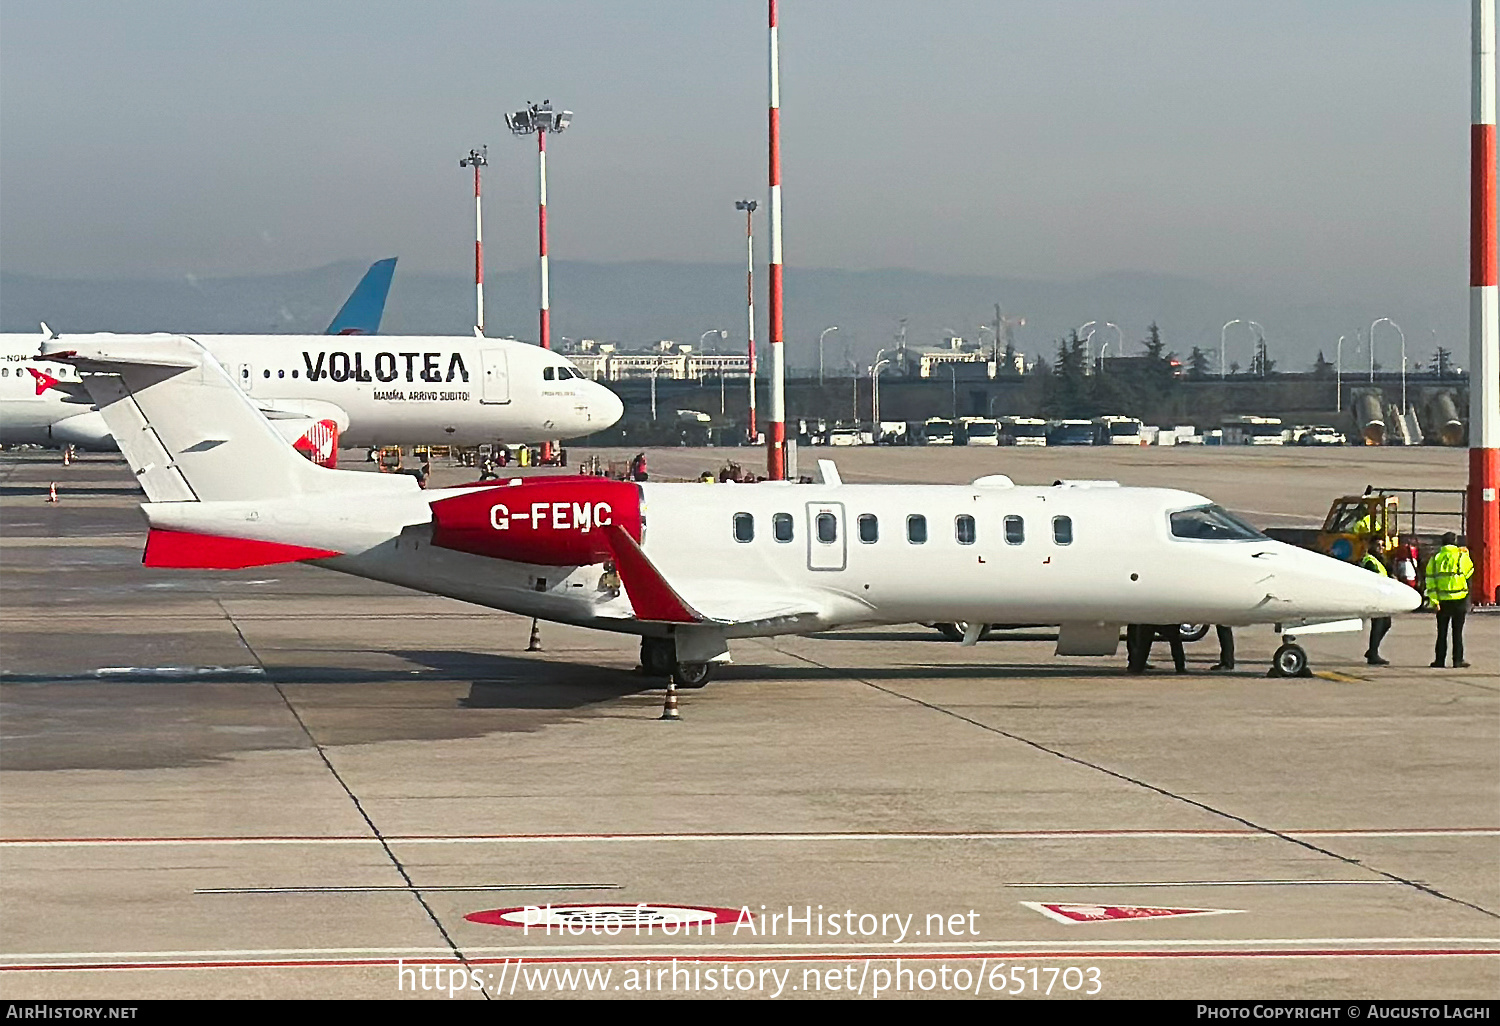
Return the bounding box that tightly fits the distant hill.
[0,260,1465,373]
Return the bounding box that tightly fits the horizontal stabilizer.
[143,528,340,569]
[600,524,702,624]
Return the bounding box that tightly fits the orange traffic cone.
[526,618,542,652]
[659,680,681,721]
[46,482,58,503]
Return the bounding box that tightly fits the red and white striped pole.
[538,130,551,352]
[766,0,787,480]
[1471,0,1499,604]
[459,147,488,334]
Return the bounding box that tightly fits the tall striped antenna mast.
[1471,0,1498,603]
[766,0,787,479]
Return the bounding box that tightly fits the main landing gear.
[640,637,716,688]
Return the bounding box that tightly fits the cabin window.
[263,369,271,378]
[1004,515,1025,545]
[816,512,838,544]
[955,515,976,545]
[292,369,299,378]
[858,514,878,543]
[278,369,285,378]
[543,366,555,381]
[1053,516,1073,545]
[1,368,8,377]
[733,512,755,543]
[907,514,927,544]
[773,512,794,542]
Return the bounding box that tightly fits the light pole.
[872,357,891,435]
[649,364,660,422]
[735,199,758,442]
[1220,319,1262,379]
[1370,317,1406,409]
[1078,322,1098,374]
[870,347,887,428]
[507,101,572,463]
[458,146,488,334]
[506,101,572,350]
[1336,334,1351,413]
[818,326,838,386]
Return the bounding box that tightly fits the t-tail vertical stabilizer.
[41,333,415,504]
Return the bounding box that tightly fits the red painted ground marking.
[1024,902,1244,925]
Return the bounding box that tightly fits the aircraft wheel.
[673,662,714,688]
[1178,623,1210,643]
[1271,643,1309,678]
[936,621,992,642]
[640,637,674,678]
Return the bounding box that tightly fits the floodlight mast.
[507,101,572,464]
[766,0,787,479]
[506,102,573,353]
[458,146,488,334]
[736,199,758,442]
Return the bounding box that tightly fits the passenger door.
[480,349,510,404]
[805,501,846,571]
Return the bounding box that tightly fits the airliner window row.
[732,513,1075,546]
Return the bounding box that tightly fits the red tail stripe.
[143,529,340,570]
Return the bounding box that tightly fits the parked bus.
[924,417,956,445]
[1093,415,1144,446]
[1048,419,1095,446]
[1222,415,1288,446]
[959,417,999,446]
[998,417,1049,446]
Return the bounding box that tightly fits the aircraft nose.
[1374,576,1425,616]
[591,383,624,429]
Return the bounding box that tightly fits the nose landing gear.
[1269,642,1310,678]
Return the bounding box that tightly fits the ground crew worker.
[1360,536,1392,665]
[1425,531,1474,669]
[1210,626,1235,671]
[1127,624,1186,674]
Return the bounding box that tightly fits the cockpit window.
[543,366,555,381]
[1169,504,1265,541]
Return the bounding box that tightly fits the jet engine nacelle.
[430,478,643,567]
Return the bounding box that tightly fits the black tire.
[673,662,714,688]
[1272,643,1309,677]
[935,621,993,642]
[1177,623,1210,644]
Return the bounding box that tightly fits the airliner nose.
[1375,576,1425,616]
[591,383,624,429]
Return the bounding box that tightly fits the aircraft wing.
[599,524,832,629]
[326,257,397,335]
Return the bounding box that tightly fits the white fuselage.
[143,480,1421,641]
[0,333,623,449]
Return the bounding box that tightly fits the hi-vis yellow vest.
[1425,545,1474,602]
[1360,553,1389,576]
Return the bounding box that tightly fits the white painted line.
[4,937,1499,964]
[2,828,1495,848]
[194,884,619,894]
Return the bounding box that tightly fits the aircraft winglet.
[600,524,702,624]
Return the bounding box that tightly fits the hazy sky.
[0,1,1486,306]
